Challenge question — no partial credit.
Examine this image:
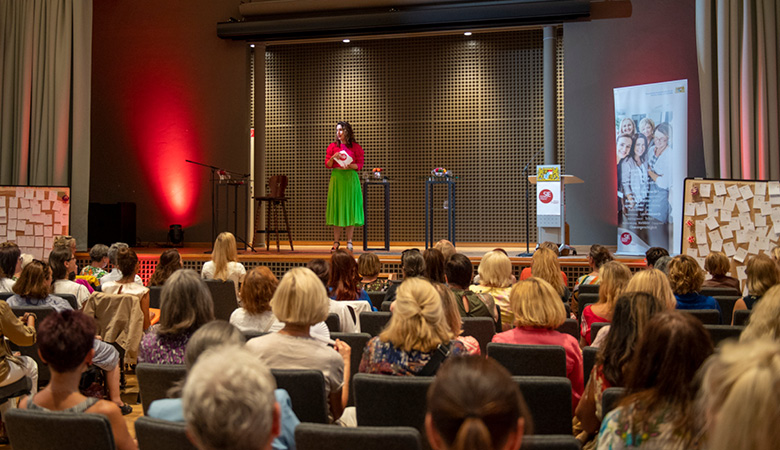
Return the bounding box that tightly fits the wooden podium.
[529,172,583,245]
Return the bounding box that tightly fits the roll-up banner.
[614,80,688,255]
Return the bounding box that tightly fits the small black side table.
[363,179,390,251]
[424,177,456,249]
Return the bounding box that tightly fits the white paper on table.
[739,185,754,200]
[707,203,718,215]
[772,195,780,205]
[31,248,43,260]
[748,240,759,255]
[727,184,741,199]
[720,227,734,240]
[734,247,749,263]
[755,215,767,227]
[34,236,44,248]
[35,191,45,200]
[48,191,58,201]
[0,225,5,236]
[774,221,780,236]
[754,182,767,196]
[740,213,753,228]
[696,221,706,234]
[41,200,51,211]
[24,189,34,199]
[736,200,750,213]
[768,182,780,196]
[698,243,709,257]
[737,266,748,281]
[24,224,33,235]
[711,196,724,210]
[720,209,732,222]
[53,224,63,235]
[686,247,698,257]
[8,208,16,220]
[754,194,765,205]
[684,202,696,217]
[705,216,719,230]
[700,184,712,197]
[43,214,52,226]
[696,202,708,216]
[696,230,708,244]
[44,237,54,249]
[708,230,722,242]
[34,224,43,235]
[0,197,4,207]
[711,239,723,252]
[757,238,770,251]
[761,203,773,216]
[6,231,15,242]
[723,198,736,212]
[714,182,727,196]
[745,221,756,232]
[19,198,28,209]
[44,226,52,237]
[31,202,41,215]
[696,257,706,269]
[736,230,749,244]
[336,151,353,168]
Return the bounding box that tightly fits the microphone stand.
[518,148,544,257]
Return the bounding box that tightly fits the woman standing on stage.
[325,122,364,252]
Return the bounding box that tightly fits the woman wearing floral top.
[139,270,214,364]
[597,311,713,450]
[358,252,390,292]
[80,244,110,281]
[360,278,466,376]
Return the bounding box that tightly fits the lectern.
[529,165,583,245]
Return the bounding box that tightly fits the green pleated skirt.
[326,169,364,227]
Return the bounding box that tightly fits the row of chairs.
[578,293,742,326]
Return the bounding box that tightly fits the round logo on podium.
[539,189,553,204]
[620,232,632,245]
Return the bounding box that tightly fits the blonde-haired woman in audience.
[530,247,570,302]
[701,251,739,291]
[470,250,514,330]
[580,261,631,346]
[201,232,246,295]
[572,244,614,313]
[426,356,530,450]
[739,285,780,342]
[519,242,569,285]
[360,277,467,376]
[492,277,584,409]
[696,338,780,450]
[246,268,350,421]
[732,254,779,319]
[433,282,480,355]
[668,255,722,322]
[434,239,456,261]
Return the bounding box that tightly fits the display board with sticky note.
[681,178,780,285]
[0,186,70,261]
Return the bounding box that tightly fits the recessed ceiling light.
[464,32,472,36]
[343,39,351,43]
[250,44,255,48]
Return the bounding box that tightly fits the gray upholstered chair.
[325,313,340,333]
[513,376,573,435]
[295,423,423,450]
[704,324,744,347]
[359,311,391,337]
[460,317,496,354]
[682,309,721,325]
[6,408,116,450]
[732,309,751,326]
[148,286,164,309]
[135,416,197,450]
[203,279,239,321]
[590,321,610,342]
[555,318,578,340]
[136,363,187,414]
[353,373,433,435]
[330,332,371,406]
[271,369,329,424]
[601,387,626,417]
[582,346,598,386]
[9,306,57,385]
[487,343,567,377]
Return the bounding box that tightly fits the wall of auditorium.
[90,1,249,245]
[563,0,705,247]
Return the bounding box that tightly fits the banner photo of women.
[614,80,688,255]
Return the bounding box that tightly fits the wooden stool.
[254,175,293,252]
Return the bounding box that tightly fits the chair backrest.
[10,306,57,384]
[268,175,288,198]
[732,309,751,326]
[203,279,239,321]
[590,322,609,341]
[578,284,600,294]
[520,435,582,450]
[149,286,164,309]
[135,416,197,450]
[359,311,391,337]
[57,293,78,310]
[241,330,268,341]
[367,291,385,310]
[380,300,392,312]
[582,346,598,386]
[461,317,496,354]
[714,296,739,324]
[271,369,329,424]
[330,332,372,406]
[704,324,744,347]
[0,292,12,300]
[555,318,578,340]
[487,343,567,377]
[682,309,721,325]
[700,286,740,297]
[577,293,600,324]
[601,387,626,417]
[513,376,572,435]
[0,377,32,403]
[325,313,340,333]
[353,373,433,435]
[295,423,423,450]
[6,408,116,450]
[136,363,188,414]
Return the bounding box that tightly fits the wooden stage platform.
[76,242,646,290]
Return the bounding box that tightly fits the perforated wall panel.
[266,29,564,243]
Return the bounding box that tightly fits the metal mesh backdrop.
[264,28,565,243]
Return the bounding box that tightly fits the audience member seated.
[101,242,144,285]
[383,248,426,303]
[519,241,568,285]
[361,277,467,376]
[0,299,38,415]
[52,236,94,292]
[470,250,514,330]
[423,248,446,284]
[433,239,456,262]
[328,249,373,310]
[308,258,357,334]
[580,261,631,346]
[147,321,299,450]
[201,232,246,295]
[696,338,780,450]
[49,247,90,309]
[147,249,182,287]
[246,268,350,421]
[572,244,614,313]
[138,269,214,365]
[19,310,136,450]
[733,254,779,316]
[433,282,480,355]
[53,235,77,253]
[591,269,676,347]
[740,285,780,343]
[102,247,151,330]
[530,247,571,303]
[358,252,389,292]
[644,246,669,269]
[653,255,672,274]
[492,277,584,409]
[0,242,21,292]
[668,255,722,321]
[575,292,667,447]
[445,253,498,327]
[426,356,529,450]
[772,245,780,266]
[701,251,739,291]
[182,346,280,450]
[597,311,713,450]
[80,244,110,281]
[230,267,282,333]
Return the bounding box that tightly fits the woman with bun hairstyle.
[571,245,614,314]
[101,247,151,331]
[426,355,530,450]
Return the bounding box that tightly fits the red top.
[492,326,584,410]
[325,142,364,171]
[580,305,609,345]
[519,267,569,285]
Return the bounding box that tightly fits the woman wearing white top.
[102,247,151,331]
[0,242,21,293]
[49,247,91,309]
[201,232,246,295]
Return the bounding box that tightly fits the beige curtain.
[0,0,92,249]
[696,0,779,180]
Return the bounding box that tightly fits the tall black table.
[424,177,456,249]
[362,179,390,252]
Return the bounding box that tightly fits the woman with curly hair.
[668,255,721,322]
[148,249,182,287]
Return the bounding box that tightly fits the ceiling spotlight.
[464,32,472,36]
[343,39,351,43]
[250,44,255,48]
